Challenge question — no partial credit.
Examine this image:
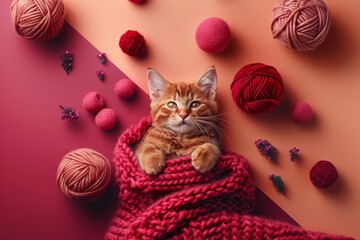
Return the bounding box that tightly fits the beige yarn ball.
[10,0,65,41]
[56,148,112,203]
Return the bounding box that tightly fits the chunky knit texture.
[105,116,353,240]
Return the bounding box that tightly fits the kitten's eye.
[167,101,177,109]
[190,101,201,108]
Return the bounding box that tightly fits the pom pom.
[271,0,331,51]
[268,174,285,193]
[255,139,277,162]
[195,17,231,54]
[291,102,313,124]
[114,78,137,99]
[310,160,338,188]
[82,92,105,113]
[119,30,146,57]
[95,108,118,130]
[10,0,65,41]
[56,148,111,203]
[231,63,284,114]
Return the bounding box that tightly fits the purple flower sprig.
[289,147,300,162]
[60,50,73,75]
[96,70,105,81]
[268,174,285,193]
[59,105,79,121]
[255,139,277,162]
[97,53,107,64]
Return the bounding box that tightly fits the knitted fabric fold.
[105,116,353,240]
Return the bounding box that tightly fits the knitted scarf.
[105,116,352,240]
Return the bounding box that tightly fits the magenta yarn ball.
[291,102,313,124]
[271,0,331,51]
[82,91,105,113]
[195,17,231,54]
[114,78,137,99]
[310,160,338,188]
[95,108,118,130]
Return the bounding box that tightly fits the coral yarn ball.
[82,91,105,113]
[231,63,284,114]
[95,108,118,130]
[310,160,338,188]
[291,102,313,124]
[271,0,331,51]
[114,78,137,99]
[119,30,146,57]
[56,148,111,203]
[10,0,65,41]
[195,17,231,54]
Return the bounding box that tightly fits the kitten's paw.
[139,152,165,175]
[191,145,219,173]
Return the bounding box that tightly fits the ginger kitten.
[135,67,221,175]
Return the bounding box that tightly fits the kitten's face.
[148,67,218,135]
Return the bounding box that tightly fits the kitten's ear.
[197,66,217,100]
[147,68,169,101]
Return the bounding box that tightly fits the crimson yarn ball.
[119,30,146,57]
[195,17,231,54]
[291,102,313,124]
[82,91,105,113]
[231,63,284,114]
[95,108,118,130]
[310,160,338,188]
[114,78,137,99]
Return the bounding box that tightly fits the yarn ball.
[128,0,144,3]
[119,30,146,57]
[291,102,313,124]
[271,0,331,52]
[195,17,231,54]
[231,63,284,114]
[82,91,105,113]
[95,108,118,130]
[56,148,111,203]
[310,160,338,188]
[114,78,137,99]
[10,0,65,41]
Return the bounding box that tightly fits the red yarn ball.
[114,78,137,99]
[82,91,105,113]
[291,102,313,124]
[195,17,231,54]
[95,108,118,130]
[119,30,146,57]
[310,160,338,188]
[231,63,284,114]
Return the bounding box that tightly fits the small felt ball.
[82,92,105,113]
[310,160,338,188]
[195,17,231,54]
[291,102,313,124]
[95,108,118,130]
[119,30,146,57]
[114,78,137,99]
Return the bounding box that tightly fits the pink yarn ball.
[82,92,105,113]
[10,0,65,41]
[114,78,137,99]
[195,17,231,54]
[56,148,111,203]
[271,0,331,51]
[95,108,118,130]
[291,102,313,124]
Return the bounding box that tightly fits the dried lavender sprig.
[289,147,300,162]
[60,50,73,75]
[255,139,277,162]
[97,53,107,64]
[268,174,285,193]
[59,105,79,121]
[96,70,105,81]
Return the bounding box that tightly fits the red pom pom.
[82,92,105,113]
[114,78,137,99]
[231,63,284,114]
[310,160,338,188]
[95,108,118,130]
[195,17,231,54]
[119,30,146,57]
[291,102,313,124]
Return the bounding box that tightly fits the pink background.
[0,0,298,239]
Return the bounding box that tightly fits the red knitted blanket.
[105,116,352,240]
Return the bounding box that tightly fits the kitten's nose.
[179,113,188,120]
